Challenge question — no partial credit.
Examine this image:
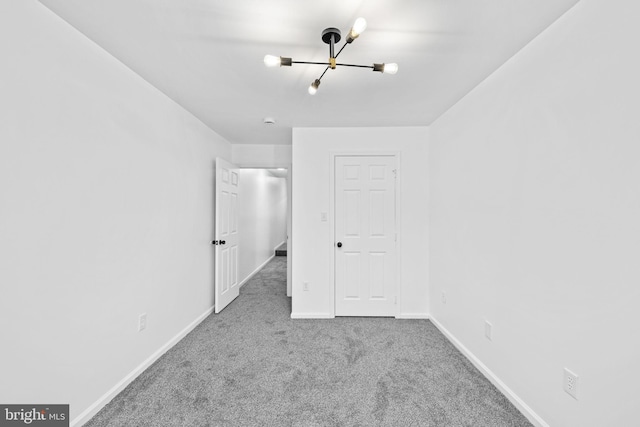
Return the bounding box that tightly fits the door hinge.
[392,169,397,178]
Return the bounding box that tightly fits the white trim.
[429,317,549,427]
[286,167,292,298]
[393,152,402,318]
[239,253,275,288]
[396,313,430,319]
[71,306,215,427]
[232,162,291,169]
[290,312,334,319]
[329,153,336,317]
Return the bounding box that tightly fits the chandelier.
[264,18,398,95]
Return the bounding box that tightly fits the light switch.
[321,212,327,222]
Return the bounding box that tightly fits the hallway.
[85,258,529,426]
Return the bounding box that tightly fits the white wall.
[232,144,292,168]
[238,169,287,284]
[0,1,231,424]
[428,0,640,425]
[292,127,429,318]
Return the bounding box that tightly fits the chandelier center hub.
[321,28,342,44]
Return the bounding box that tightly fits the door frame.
[329,150,402,318]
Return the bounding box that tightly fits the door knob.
[336,242,342,248]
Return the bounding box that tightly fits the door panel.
[215,158,240,313]
[345,190,360,236]
[344,252,361,299]
[335,156,397,317]
[370,252,386,298]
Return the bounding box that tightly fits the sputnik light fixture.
[264,18,398,95]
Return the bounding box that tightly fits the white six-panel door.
[214,158,240,313]
[335,155,397,317]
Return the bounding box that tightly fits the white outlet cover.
[138,313,147,332]
[441,291,446,304]
[564,368,579,399]
[484,320,492,341]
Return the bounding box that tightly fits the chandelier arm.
[318,66,330,81]
[336,63,375,69]
[291,60,331,66]
[334,42,348,59]
[281,60,373,69]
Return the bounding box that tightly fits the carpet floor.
[85,257,532,427]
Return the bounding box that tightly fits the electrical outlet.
[303,282,309,291]
[441,291,446,304]
[484,320,492,341]
[138,313,147,332]
[564,368,579,399]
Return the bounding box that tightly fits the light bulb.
[383,63,398,74]
[347,17,367,43]
[264,55,281,67]
[352,17,367,35]
[308,79,321,95]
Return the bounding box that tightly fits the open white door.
[335,155,397,317]
[214,158,240,313]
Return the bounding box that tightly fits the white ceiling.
[38,0,579,145]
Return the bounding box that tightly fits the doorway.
[214,162,291,312]
[236,167,288,288]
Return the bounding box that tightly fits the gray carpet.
[85,257,532,426]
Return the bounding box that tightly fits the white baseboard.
[290,313,429,319]
[273,239,286,252]
[290,312,334,319]
[396,313,430,319]
[71,306,215,427]
[239,253,275,288]
[429,316,549,427]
